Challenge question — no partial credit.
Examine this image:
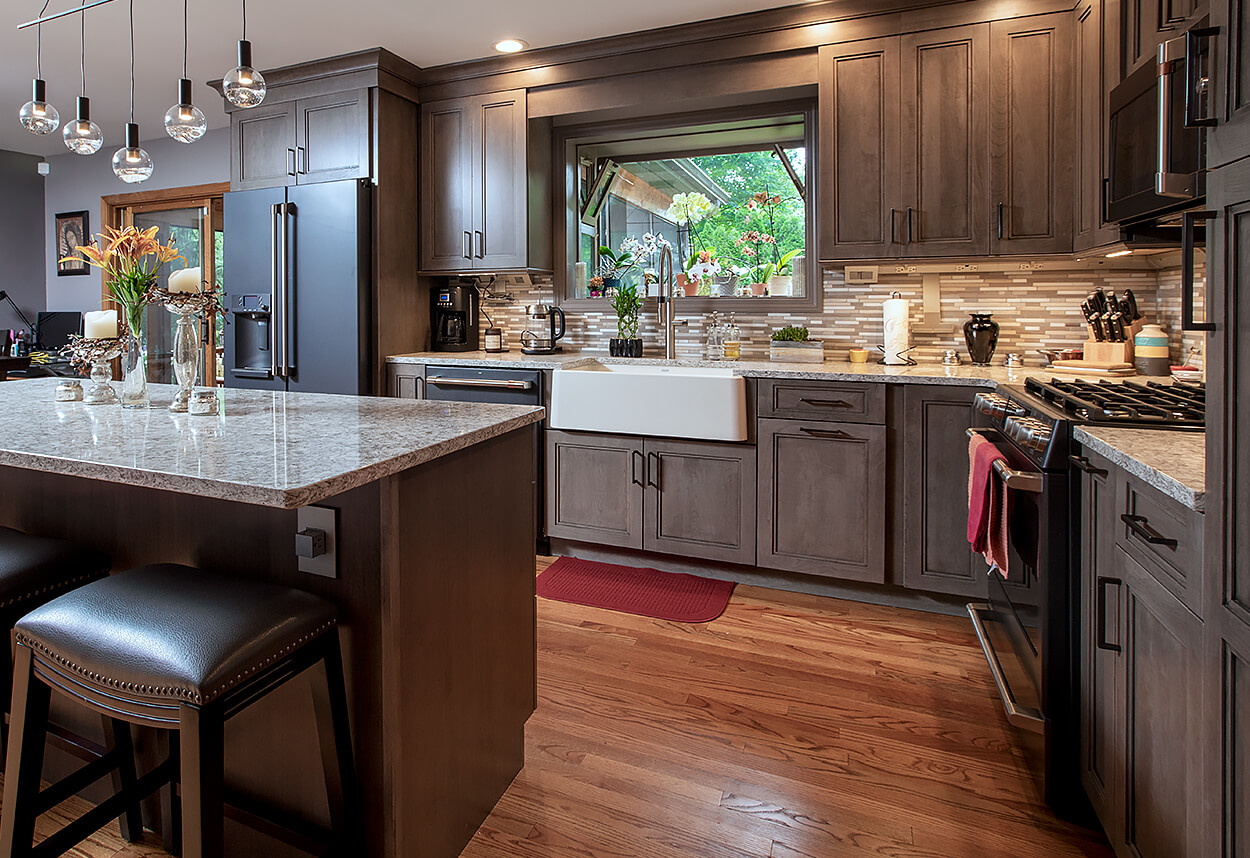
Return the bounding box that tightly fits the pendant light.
[62,0,103,154]
[165,0,206,142]
[222,0,265,108]
[112,0,152,183]
[18,1,60,135]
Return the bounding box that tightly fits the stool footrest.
[31,758,174,858]
[223,788,335,858]
[34,749,124,815]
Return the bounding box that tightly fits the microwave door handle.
[1185,26,1220,128]
[1156,37,1196,199]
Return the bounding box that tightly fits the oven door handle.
[965,428,1044,493]
[966,602,1045,734]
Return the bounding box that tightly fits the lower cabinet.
[545,430,756,565]
[388,363,423,399]
[756,417,886,583]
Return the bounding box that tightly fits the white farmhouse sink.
[550,361,748,441]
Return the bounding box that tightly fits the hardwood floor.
[2,556,1112,858]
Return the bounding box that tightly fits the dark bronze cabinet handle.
[287,148,296,177]
[907,206,915,243]
[475,230,485,259]
[1184,27,1220,128]
[1096,576,1122,653]
[1121,513,1178,548]
[1069,455,1108,477]
[800,427,853,440]
[889,208,898,243]
[462,231,472,260]
[1182,211,1216,331]
[798,397,852,409]
[997,202,1005,240]
[647,451,661,489]
[631,450,644,487]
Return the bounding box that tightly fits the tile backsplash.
[476,265,1207,368]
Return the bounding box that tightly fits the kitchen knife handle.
[1182,210,1216,331]
[1096,577,1122,653]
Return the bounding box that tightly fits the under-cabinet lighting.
[494,39,529,53]
[1105,249,1133,258]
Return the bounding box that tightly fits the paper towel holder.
[913,273,957,334]
[876,343,918,366]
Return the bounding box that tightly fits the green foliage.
[598,245,638,279]
[608,280,643,339]
[770,325,810,342]
[688,149,806,268]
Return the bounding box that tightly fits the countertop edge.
[1073,427,1206,513]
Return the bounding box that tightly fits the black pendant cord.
[35,0,50,79]
[128,0,134,123]
[79,0,86,94]
[241,0,247,40]
[183,0,189,80]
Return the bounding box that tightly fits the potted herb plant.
[607,280,644,357]
[769,325,825,364]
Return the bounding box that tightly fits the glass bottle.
[706,312,724,361]
[724,314,742,360]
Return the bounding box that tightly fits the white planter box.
[769,340,825,364]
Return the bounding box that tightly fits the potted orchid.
[666,192,715,262]
[768,249,803,297]
[683,250,723,297]
[62,225,182,408]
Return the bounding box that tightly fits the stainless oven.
[1107,20,1215,225]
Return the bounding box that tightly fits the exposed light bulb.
[223,40,266,108]
[112,123,153,183]
[63,97,103,154]
[19,79,59,135]
[164,79,207,142]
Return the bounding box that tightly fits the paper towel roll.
[882,293,911,365]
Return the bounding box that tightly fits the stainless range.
[965,378,1204,824]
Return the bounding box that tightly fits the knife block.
[1083,320,1145,365]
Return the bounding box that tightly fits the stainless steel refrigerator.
[223,178,371,394]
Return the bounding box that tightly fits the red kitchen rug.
[537,556,735,623]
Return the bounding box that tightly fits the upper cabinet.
[1075,0,1123,250]
[1121,0,1209,77]
[1208,0,1250,168]
[818,14,1074,261]
[419,90,552,273]
[232,89,370,191]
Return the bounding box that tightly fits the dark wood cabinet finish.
[757,379,885,424]
[1120,0,1207,78]
[420,90,550,273]
[757,417,886,583]
[900,386,984,596]
[643,439,756,565]
[818,39,901,259]
[989,13,1075,254]
[296,89,370,184]
[545,430,644,549]
[387,364,423,399]
[898,24,991,257]
[1120,473,1204,615]
[232,100,298,191]
[1208,0,1250,168]
[1075,0,1124,250]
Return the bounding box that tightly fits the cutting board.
[1050,359,1137,376]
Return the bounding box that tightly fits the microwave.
[1107,21,1214,226]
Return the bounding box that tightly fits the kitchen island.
[0,379,544,858]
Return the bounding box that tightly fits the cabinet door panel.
[233,101,296,191]
[643,440,756,565]
[1076,0,1122,249]
[475,91,528,270]
[1213,628,1250,858]
[1120,546,1204,858]
[990,14,1074,253]
[420,99,474,272]
[545,431,643,549]
[899,25,990,256]
[901,387,983,595]
[296,90,369,184]
[817,39,900,260]
[758,418,886,582]
[1209,0,1250,168]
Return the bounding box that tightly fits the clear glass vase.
[169,309,200,413]
[121,327,148,409]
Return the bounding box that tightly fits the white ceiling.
[1,0,801,157]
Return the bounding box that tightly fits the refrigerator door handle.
[270,203,282,378]
[281,202,294,378]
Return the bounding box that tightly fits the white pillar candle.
[83,309,118,339]
[168,267,203,294]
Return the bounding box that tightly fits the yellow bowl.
[848,349,870,364]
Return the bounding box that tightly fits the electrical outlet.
[296,505,337,577]
[845,266,879,284]
[956,263,979,272]
[893,265,917,274]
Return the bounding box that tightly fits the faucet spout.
[658,246,683,359]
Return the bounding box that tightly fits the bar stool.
[0,526,111,764]
[0,564,360,858]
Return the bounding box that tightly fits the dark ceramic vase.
[609,338,643,357]
[963,313,1000,366]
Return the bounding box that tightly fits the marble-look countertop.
[0,379,544,509]
[1074,427,1206,512]
[388,351,1174,387]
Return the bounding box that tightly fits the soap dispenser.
[706,312,724,361]
[724,314,742,360]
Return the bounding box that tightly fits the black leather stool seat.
[14,564,337,707]
[0,527,109,610]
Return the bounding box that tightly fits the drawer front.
[757,379,885,424]
[1118,474,1203,617]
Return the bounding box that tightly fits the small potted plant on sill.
[767,249,803,297]
[769,325,825,364]
[608,279,644,357]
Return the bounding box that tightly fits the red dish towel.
[967,434,1005,554]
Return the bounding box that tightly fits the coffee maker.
[431,284,480,352]
[521,304,566,355]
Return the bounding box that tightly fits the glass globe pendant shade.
[19,79,60,135]
[112,123,153,183]
[165,79,207,142]
[223,40,265,108]
[62,97,103,154]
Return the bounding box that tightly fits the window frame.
[555,100,821,315]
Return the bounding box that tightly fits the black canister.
[964,313,1000,366]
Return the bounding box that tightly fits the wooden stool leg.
[178,703,224,858]
[162,731,183,857]
[0,645,50,858]
[310,632,360,850]
[103,717,143,842]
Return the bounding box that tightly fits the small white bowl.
[1171,368,1204,383]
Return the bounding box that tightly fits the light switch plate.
[297,505,337,577]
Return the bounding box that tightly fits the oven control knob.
[974,393,1007,417]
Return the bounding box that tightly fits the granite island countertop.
[388,351,1175,387]
[1073,426,1206,512]
[0,379,544,509]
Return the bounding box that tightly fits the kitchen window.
[559,103,818,312]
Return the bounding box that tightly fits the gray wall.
[43,127,230,312]
[0,149,46,334]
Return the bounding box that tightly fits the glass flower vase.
[120,325,149,409]
[169,308,200,413]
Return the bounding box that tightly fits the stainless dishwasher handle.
[425,376,534,390]
[967,602,1045,734]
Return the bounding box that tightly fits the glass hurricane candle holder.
[169,306,200,413]
[64,336,125,406]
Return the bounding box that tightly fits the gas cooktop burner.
[1024,377,1206,427]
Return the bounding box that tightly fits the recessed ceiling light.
[494,39,529,53]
